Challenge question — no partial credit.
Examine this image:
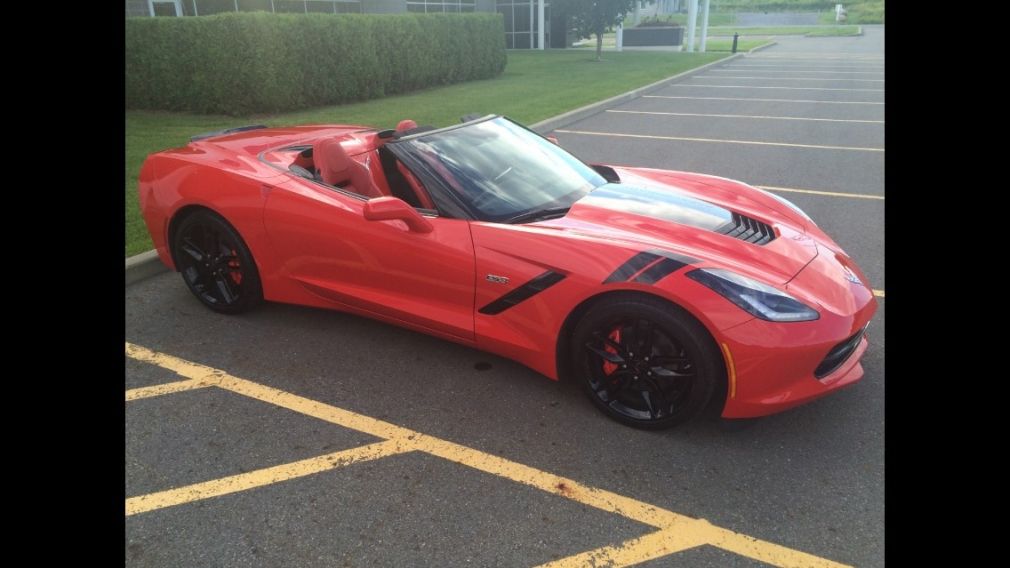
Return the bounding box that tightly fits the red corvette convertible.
[138,115,877,429]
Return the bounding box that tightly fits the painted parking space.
[539,28,885,566]
[555,128,884,152]
[126,342,850,567]
[553,135,884,198]
[630,96,885,120]
[606,109,885,125]
[570,40,887,263]
[125,28,885,568]
[652,84,885,102]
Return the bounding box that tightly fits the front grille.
[814,327,866,379]
[715,213,776,245]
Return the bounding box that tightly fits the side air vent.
[716,213,776,245]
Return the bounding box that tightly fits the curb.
[530,52,743,134]
[748,41,778,54]
[126,53,743,286]
[126,249,168,286]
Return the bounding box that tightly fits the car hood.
[535,169,819,285]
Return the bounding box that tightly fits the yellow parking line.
[874,289,885,298]
[696,75,885,82]
[126,343,850,566]
[535,528,710,568]
[608,109,884,124]
[215,374,419,442]
[555,129,884,152]
[706,526,850,567]
[716,68,884,73]
[539,524,849,568]
[415,435,692,529]
[756,185,884,200]
[125,440,410,516]
[748,55,883,60]
[212,369,693,527]
[126,378,215,401]
[127,342,227,382]
[679,84,884,92]
[644,95,885,105]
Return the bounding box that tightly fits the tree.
[556,0,650,61]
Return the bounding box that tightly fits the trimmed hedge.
[126,12,507,115]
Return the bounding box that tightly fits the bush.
[847,1,885,24]
[636,17,682,28]
[126,12,507,115]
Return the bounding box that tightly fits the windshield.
[395,117,607,222]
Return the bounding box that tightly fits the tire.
[571,295,722,430]
[172,210,263,314]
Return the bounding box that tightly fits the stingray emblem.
[486,274,510,285]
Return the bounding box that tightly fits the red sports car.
[138,115,877,429]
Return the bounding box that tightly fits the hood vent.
[716,213,776,245]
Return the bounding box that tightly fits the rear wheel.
[572,296,722,429]
[172,211,262,314]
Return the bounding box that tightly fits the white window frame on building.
[496,0,549,50]
[406,0,476,13]
[177,1,363,16]
[148,0,183,16]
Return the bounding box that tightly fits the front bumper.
[717,249,878,418]
[720,321,871,418]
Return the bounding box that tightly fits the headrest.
[396,119,418,132]
[313,138,352,186]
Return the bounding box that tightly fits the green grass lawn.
[818,1,885,24]
[573,33,617,48]
[126,50,727,256]
[707,25,860,36]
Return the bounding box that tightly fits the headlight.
[754,187,813,223]
[686,268,819,322]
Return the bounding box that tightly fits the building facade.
[127,0,559,48]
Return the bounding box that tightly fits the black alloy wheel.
[572,296,721,429]
[172,211,263,314]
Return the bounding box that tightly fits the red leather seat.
[313,138,384,199]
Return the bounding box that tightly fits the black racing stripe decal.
[478,271,567,315]
[633,257,689,284]
[604,249,699,284]
[603,252,661,284]
[644,249,699,266]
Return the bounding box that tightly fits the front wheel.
[571,296,722,430]
[172,210,263,314]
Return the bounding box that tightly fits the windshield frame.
[385,115,608,223]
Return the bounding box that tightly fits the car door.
[262,171,475,342]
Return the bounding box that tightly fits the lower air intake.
[814,327,866,379]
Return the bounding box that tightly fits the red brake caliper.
[602,327,622,377]
[228,248,242,285]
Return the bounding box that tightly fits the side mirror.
[363,196,433,233]
[546,135,560,146]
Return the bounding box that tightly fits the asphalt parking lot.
[126,28,884,567]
